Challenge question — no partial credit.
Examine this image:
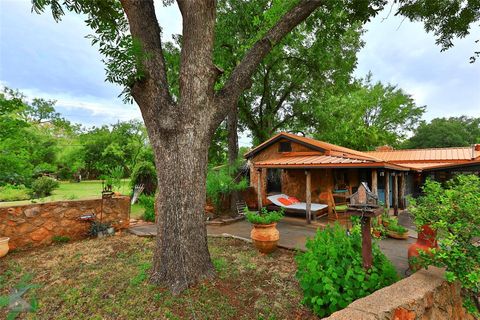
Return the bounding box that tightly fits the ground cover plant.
[296,223,399,317]
[245,208,284,225]
[0,235,316,320]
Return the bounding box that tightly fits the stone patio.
[129,213,416,278]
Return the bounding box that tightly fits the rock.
[25,207,41,218]
[30,227,50,241]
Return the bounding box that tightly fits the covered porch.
[252,160,410,224]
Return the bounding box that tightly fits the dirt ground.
[0,234,317,320]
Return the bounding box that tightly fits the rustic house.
[245,132,480,223]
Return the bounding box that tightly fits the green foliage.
[30,176,59,198]
[408,175,480,315]
[384,217,407,234]
[245,207,284,225]
[403,116,480,148]
[0,184,31,202]
[130,161,157,195]
[312,73,425,150]
[138,195,155,222]
[206,163,248,212]
[88,221,111,237]
[52,235,70,243]
[296,224,399,317]
[130,262,152,286]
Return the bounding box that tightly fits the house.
[244,132,480,222]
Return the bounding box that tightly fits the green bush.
[245,207,284,224]
[206,163,248,212]
[296,223,399,317]
[52,235,70,243]
[30,176,59,198]
[130,161,157,195]
[138,195,155,222]
[0,184,31,202]
[409,175,480,316]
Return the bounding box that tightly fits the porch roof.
[253,155,410,171]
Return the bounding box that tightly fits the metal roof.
[366,147,479,162]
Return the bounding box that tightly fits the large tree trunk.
[148,124,215,294]
[227,108,239,215]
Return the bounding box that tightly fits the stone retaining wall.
[0,196,130,249]
[325,267,474,320]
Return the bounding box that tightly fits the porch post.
[393,172,399,216]
[384,170,390,211]
[399,173,406,209]
[371,169,378,195]
[257,168,262,210]
[305,170,312,224]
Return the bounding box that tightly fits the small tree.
[409,175,480,315]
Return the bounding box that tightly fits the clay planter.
[408,225,438,271]
[250,223,279,254]
[387,230,409,240]
[0,237,10,258]
[372,230,382,238]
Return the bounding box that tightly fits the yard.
[0,180,145,219]
[0,235,315,320]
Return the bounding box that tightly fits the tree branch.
[214,0,323,123]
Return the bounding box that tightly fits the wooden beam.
[371,169,378,195]
[393,172,399,216]
[399,173,406,209]
[384,171,390,210]
[305,170,311,224]
[361,216,373,269]
[257,169,262,210]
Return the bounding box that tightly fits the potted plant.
[245,207,283,254]
[386,218,409,240]
[88,221,113,238]
[372,219,386,238]
[0,237,10,258]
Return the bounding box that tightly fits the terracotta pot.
[0,237,10,258]
[372,230,382,238]
[387,230,409,240]
[250,223,279,254]
[408,225,438,271]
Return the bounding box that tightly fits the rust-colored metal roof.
[254,155,410,170]
[366,147,479,162]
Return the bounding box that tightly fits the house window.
[278,141,292,152]
[267,169,282,193]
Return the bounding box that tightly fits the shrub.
[409,175,480,316]
[30,176,59,198]
[296,223,399,317]
[245,207,284,224]
[130,161,157,195]
[0,184,31,202]
[52,235,70,243]
[386,218,407,233]
[206,163,248,212]
[138,195,155,222]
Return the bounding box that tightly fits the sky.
[1,1,479,147]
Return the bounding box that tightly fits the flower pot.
[408,224,438,271]
[387,230,409,240]
[372,230,382,238]
[250,223,279,254]
[0,237,10,258]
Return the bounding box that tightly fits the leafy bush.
[296,223,399,317]
[206,163,248,212]
[409,175,480,316]
[0,184,31,202]
[385,218,407,233]
[130,161,157,195]
[30,176,59,198]
[138,195,155,222]
[245,207,284,224]
[52,235,70,243]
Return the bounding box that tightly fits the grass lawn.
[0,235,315,320]
[0,180,145,219]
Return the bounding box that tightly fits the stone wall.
[325,267,474,320]
[0,196,130,250]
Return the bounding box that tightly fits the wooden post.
[384,171,390,211]
[305,170,312,224]
[257,168,262,210]
[371,169,378,195]
[399,173,406,209]
[393,172,398,216]
[361,216,373,269]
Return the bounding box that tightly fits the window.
[278,141,292,152]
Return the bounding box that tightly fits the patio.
[129,213,416,278]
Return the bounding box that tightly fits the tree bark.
[227,108,239,215]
